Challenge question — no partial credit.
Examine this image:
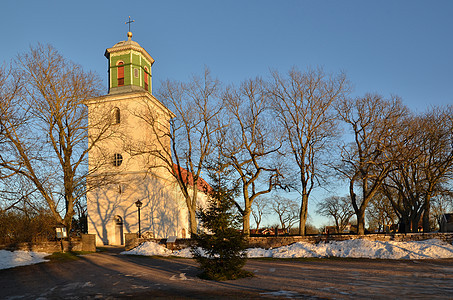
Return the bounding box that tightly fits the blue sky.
[2,1,452,112]
[2,0,452,227]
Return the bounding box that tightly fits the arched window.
[117,61,124,86]
[113,153,123,167]
[144,67,149,91]
[114,215,123,225]
[112,107,120,124]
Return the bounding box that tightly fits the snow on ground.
[3,238,452,270]
[248,239,453,259]
[120,241,173,256]
[121,238,453,260]
[0,249,50,270]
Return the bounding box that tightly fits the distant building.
[86,31,208,246]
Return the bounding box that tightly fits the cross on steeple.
[125,16,135,32]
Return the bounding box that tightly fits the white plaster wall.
[87,173,189,245]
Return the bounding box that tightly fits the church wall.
[86,93,185,245]
[87,173,189,245]
[86,94,172,179]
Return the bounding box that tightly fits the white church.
[85,31,208,246]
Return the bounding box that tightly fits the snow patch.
[120,242,172,256]
[172,247,194,258]
[121,239,453,260]
[170,273,190,281]
[0,250,50,270]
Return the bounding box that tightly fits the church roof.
[105,32,155,65]
[172,164,213,194]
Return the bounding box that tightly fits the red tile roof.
[172,164,212,194]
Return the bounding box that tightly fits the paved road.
[1,247,453,299]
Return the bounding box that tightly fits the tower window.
[144,67,149,91]
[113,153,123,167]
[134,68,139,78]
[112,107,120,124]
[117,61,124,86]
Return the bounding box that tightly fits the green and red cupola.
[105,31,154,94]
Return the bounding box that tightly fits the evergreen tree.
[191,170,252,280]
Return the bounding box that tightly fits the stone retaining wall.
[125,232,453,251]
[0,234,96,253]
[247,232,453,249]
[124,234,194,251]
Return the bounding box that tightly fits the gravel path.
[1,247,452,299]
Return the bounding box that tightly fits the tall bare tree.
[336,94,408,235]
[269,67,349,235]
[132,68,223,236]
[221,78,282,236]
[0,44,104,230]
[0,64,25,213]
[380,114,425,233]
[419,106,453,231]
[381,107,453,232]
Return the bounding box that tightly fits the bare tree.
[221,78,282,236]
[336,94,408,235]
[366,191,398,233]
[131,68,223,236]
[378,114,424,232]
[0,44,104,230]
[271,195,299,231]
[251,196,269,231]
[269,67,349,235]
[381,107,453,232]
[0,64,26,213]
[419,106,453,231]
[316,195,354,233]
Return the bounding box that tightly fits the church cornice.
[84,90,175,118]
[105,43,154,65]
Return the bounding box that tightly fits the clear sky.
[1,0,452,227]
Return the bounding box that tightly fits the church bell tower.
[86,29,187,246]
[105,31,154,94]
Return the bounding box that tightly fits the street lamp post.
[135,200,143,238]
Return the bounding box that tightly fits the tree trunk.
[189,207,197,237]
[243,210,251,236]
[422,194,432,232]
[298,193,309,236]
[185,188,198,237]
[398,216,408,233]
[356,209,366,235]
[335,219,340,234]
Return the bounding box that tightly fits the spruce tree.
[191,169,252,280]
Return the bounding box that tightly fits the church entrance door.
[114,215,124,245]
